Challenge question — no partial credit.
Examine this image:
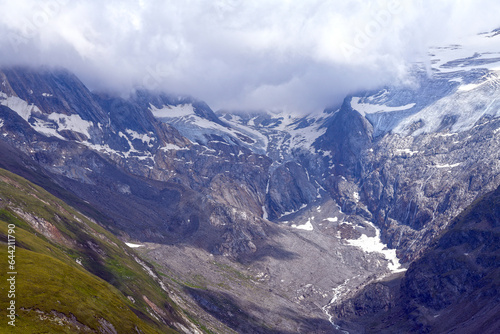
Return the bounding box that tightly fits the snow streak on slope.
[160,143,189,151]
[31,119,66,140]
[125,242,144,248]
[0,93,40,121]
[351,97,415,116]
[0,92,93,139]
[125,129,155,147]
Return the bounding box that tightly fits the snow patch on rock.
[0,94,40,121]
[48,113,92,138]
[125,129,155,147]
[125,242,144,248]
[346,221,405,273]
[291,218,314,231]
[160,143,188,151]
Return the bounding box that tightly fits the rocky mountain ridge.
[1,29,500,333]
[331,183,500,333]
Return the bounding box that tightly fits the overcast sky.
[0,0,499,112]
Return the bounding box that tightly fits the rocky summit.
[1,29,500,333]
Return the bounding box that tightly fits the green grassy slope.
[0,168,187,333]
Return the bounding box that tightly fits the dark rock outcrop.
[334,185,500,333]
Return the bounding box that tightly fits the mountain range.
[1,29,500,333]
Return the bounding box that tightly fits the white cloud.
[0,0,499,112]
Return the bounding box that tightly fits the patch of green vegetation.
[105,258,137,281]
[0,246,162,333]
[217,282,232,290]
[183,311,217,334]
[192,274,208,287]
[212,261,254,282]
[0,169,186,333]
[0,216,76,267]
[0,209,35,233]
[166,275,207,290]
[147,262,207,290]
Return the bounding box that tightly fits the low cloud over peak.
[1,0,499,112]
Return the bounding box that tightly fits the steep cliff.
[332,184,500,333]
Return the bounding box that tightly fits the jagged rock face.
[315,99,373,179]
[0,67,277,258]
[398,185,500,333]
[335,280,398,319]
[333,185,500,334]
[308,65,500,264]
[0,67,108,124]
[311,107,500,266]
[358,93,500,262]
[267,161,318,220]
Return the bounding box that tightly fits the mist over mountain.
[1,0,500,112]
